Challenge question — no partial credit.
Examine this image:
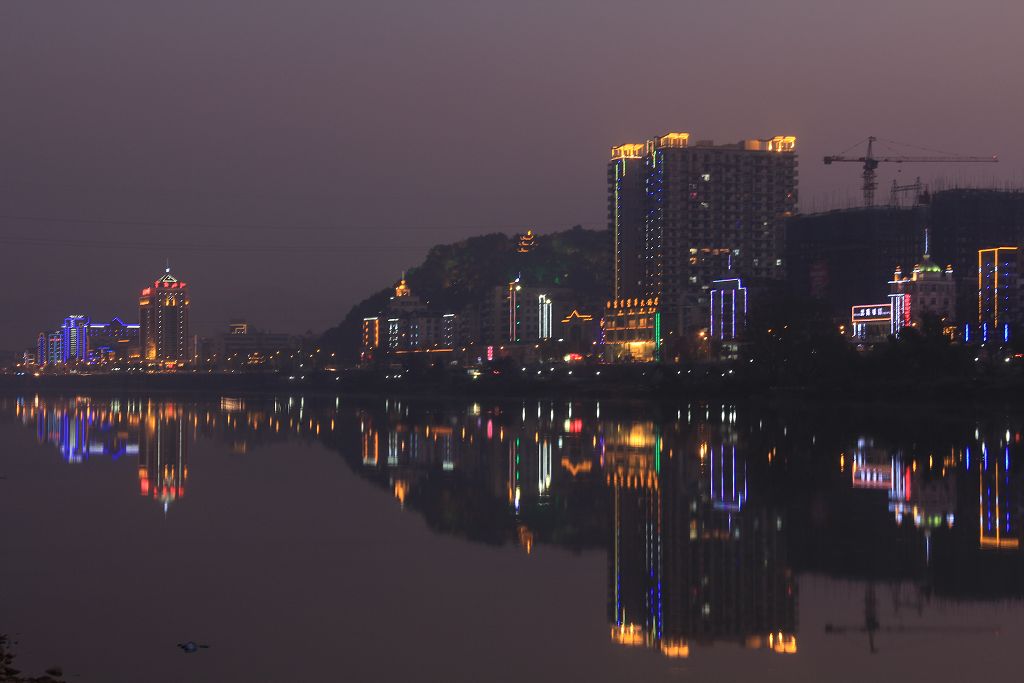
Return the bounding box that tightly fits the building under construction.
[787,189,1024,326]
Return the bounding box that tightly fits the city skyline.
[3,2,1024,350]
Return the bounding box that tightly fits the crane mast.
[824,136,998,207]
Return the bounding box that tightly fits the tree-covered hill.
[321,226,610,362]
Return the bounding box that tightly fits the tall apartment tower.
[139,266,191,363]
[609,133,797,334]
[978,247,1021,340]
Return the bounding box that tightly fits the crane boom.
[823,136,999,207]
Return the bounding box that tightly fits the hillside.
[321,226,610,362]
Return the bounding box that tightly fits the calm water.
[1,394,1022,682]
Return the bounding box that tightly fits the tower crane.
[824,583,999,654]
[824,136,998,207]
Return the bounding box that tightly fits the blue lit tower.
[60,315,90,362]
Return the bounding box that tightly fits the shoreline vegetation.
[0,636,62,683]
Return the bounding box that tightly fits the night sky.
[2,1,1022,350]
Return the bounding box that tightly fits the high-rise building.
[60,315,90,363]
[978,247,1021,341]
[789,190,1024,326]
[37,332,62,366]
[787,207,924,316]
[139,266,191,363]
[610,133,797,336]
[928,190,1024,324]
[610,144,647,300]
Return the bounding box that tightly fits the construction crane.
[824,136,998,207]
[824,583,999,654]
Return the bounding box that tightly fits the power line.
[0,235,434,252]
[0,213,604,233]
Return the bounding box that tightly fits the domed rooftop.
[917,253,943,274]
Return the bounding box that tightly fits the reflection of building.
[978,447,1020,550]
[22,398,139,463]
[608,420,796,658]
[138,406,190,511]
[139,266,191,363]
[609,133,797,334]
[603,297,661,362]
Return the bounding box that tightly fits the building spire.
[165,257,171,274]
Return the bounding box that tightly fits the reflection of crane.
[824,136,998,207]
[824,582,999,654]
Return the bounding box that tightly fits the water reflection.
[4,395,1024,660]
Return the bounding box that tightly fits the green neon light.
[654,431,661,474]
[654,312,661,362]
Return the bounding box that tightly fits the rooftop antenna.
[165,258,171,274]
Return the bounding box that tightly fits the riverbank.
[2,364,1024,404]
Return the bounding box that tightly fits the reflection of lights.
[517,524,534,554]
[610,624,645,646]
[561,457,592,477]
[393,480,408,507]
[660,639,689,658]
[773,633,797,654]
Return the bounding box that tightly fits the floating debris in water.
[177,641,210,653]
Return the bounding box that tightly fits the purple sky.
[2,0,1022,349]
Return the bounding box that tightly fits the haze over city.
[2,0,1023,349]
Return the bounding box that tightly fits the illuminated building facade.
[978,247,1021,342]
[603,297,660,362]
[889,252,955,335]
[139,266,191,363]
[561,309,599,355]
[609,133,797,335]
[37,331,62,366]
[87,317,140,361]
[60,315,90,363]
[850,303,892,343]
[492,277,564,345]
[360,277,458,361]
[709,278,748,341]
